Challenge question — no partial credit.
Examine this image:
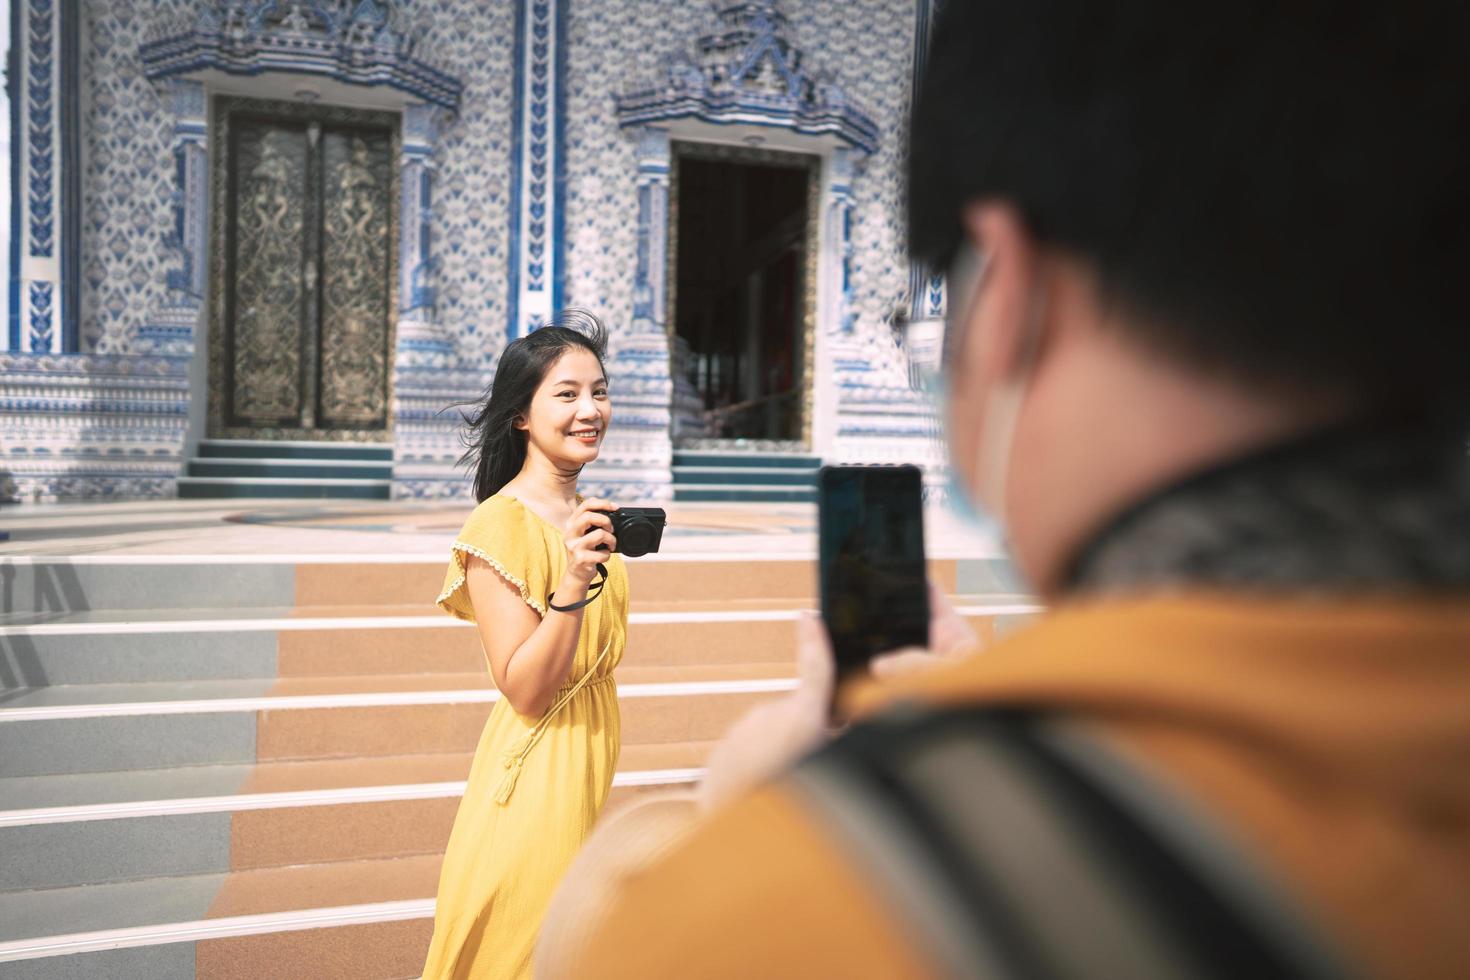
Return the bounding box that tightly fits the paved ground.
[0,497,1002,560]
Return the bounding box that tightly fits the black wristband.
[547,562,607,613]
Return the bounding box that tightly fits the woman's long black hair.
[456,309,610,503]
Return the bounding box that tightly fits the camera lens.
[619,518,654,557]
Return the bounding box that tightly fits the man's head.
[910,0,1470,595]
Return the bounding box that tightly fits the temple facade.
[2,0,949,503]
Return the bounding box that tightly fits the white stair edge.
[673,483,816,493]
[0,547,1008,564]
[189,457,392,469]
[0,677,801,723]
[0,898,437,963]
[199,438,393,451]
[671,450,819,460]
[671,466,819,476]
[0,603,1041,638]
[176,477,391,487]
[0,767,705,828]
[0,552,827,565]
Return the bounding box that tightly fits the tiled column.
[905,0,947,348]
[391,103,484,500]
[827,147,856,337]
[138,79,208,357]
[823,146,947,474]
[395,103,449,361]
[507,0,566,338]
[823,148,871,404]
[581,126,673,501]
[7,0,79,353]
[631,127,670,336]
[812,146,860,455]
[909,0,951,490]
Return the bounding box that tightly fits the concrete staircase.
[0,553,1037,978]
[671,450,821,504]
[177,441,393,500]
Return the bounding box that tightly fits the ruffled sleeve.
[436,495,554,622]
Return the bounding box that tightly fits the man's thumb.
[795,612,835,702]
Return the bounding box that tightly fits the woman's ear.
[511,412,529,432]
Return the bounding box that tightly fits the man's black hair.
[909,0,1470,410]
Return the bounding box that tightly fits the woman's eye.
[595,389,608,398]
[558,391,575,399]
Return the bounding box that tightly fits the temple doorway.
[669,142,818,446]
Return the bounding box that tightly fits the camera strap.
[547,562,608,613]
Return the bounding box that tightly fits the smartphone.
[818,465,929,709]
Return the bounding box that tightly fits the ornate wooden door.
[209,98,398,441]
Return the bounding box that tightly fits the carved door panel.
[210,98,398,441]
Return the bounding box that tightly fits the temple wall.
[3,0,943,503]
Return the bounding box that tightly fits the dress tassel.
[495,755,524,805]
[492,639,614,807]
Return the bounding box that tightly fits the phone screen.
[818,465,929,688]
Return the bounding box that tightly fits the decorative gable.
[616,1,878,155]
[139,0,462,112]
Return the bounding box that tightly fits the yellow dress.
[422,493,627,980]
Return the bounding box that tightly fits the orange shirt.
[564,594,1470,980]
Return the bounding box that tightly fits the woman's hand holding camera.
[562,497,619,584]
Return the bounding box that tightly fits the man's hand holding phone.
[698,583,978,813]
[868,581,980,680]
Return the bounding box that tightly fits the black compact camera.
[604,507,667,557]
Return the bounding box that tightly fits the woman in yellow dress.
[422,310,629,979]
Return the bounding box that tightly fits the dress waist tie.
[495,636,615,806]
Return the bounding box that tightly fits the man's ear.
[957,202,1043,386]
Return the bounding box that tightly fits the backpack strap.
[785,706,1355,980]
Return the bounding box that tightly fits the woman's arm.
[466,498,619,718]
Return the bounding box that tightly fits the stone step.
[177,477,393,500]
[0,743,709,893]
[673,483,819,504]
[671,465,818,486]
[0,595,1038,684]
[0,667,793,778]
[0,662,804,713]
[0,855,440,978]
[670,451,820,470]
[197,439,393,462]
[2,554,915,615]
[0,549,1032,975]
[187,459,395,480]
[0,553,1015,615]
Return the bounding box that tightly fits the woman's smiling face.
[516,347,611,468]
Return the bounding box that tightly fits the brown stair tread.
[266,662,797,696]
[1,742,716,815]
[0,664,797,714]
[195,917,433,980]
[0,855,438,945]
[240,740,713,795]
[237,752,476,794]
[208,854,440,919]
[0,593,1034,631]
[288,593,1033,618]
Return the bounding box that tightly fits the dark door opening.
[672,147,811,443]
